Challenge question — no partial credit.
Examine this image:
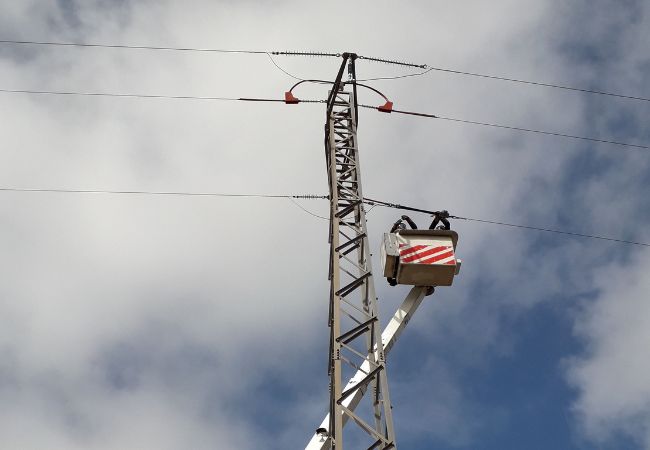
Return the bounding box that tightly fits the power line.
[452,216,650,247]
[0,187,327,200]
[434,114,650,150]
[423,65,650,103]
[0,187,329,222]
[356,67,434,83]
[0,40,314,84]
[0,87,324,104]
[0,40,339,62]
[0,88,242,101]
[289,197,329,220]
[0,39,267,54]
[363,198,650,248]
[266,53,304,81]
[360,104,650,150]
[1,187,647,247]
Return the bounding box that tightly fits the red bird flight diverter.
[377,101,393,113]
[284,91,300,104]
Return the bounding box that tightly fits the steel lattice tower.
[305,53,460,450]
[323,53,396,450]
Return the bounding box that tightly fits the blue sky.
[1,1,649,449]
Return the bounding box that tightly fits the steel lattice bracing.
[325,85,396,450]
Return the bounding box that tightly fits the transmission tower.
[302,53,461,450]
[322,53,395,449]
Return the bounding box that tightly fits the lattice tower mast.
[324,53,397,450]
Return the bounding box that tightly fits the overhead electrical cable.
[0,187,328,199]
[0,40,317,84]
[0,187,329,221]
[266,53,305,81]
[0,87,323,103]
[433,113,650,150]
[0,39,267,54]
[359,104,650,150]
[450,216,650,247]
[363,197,650,248]
[1,187,647,247]
[289,197,329,220]
[356,67,434,83]
[0,88,243,101]
[422,65,650,103]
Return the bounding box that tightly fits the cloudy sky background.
[1,1,649,449]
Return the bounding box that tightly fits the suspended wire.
[434,113,650,150]
[0,187,328,200]
[0,39,310,84]
[356,67,434,83]
[359,104,650,150]
[0,40,341,60]
[0,87,325,104]
[289,197,329,220]
[365,204,378,215]
[266,53,304,81]
[0,187,330,222]
[423,65,650,103]
[362,198,650,248]
[0,88,242,101]
[452,216,650,247]
[1,187,646,247]
[0,39,267,54]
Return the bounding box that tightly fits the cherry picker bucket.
[381,229,461,286]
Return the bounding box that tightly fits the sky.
[0,1,649,449]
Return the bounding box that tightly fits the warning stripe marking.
[398,242,456,265]
[401,246,448,263]
[398,244,427,258]
[419,250,455,265]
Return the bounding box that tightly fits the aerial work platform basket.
[381,230,461,287]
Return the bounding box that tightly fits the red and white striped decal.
[399,243,455,265]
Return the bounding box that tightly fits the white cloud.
[567,252,650,448]
[1,0,649,448]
